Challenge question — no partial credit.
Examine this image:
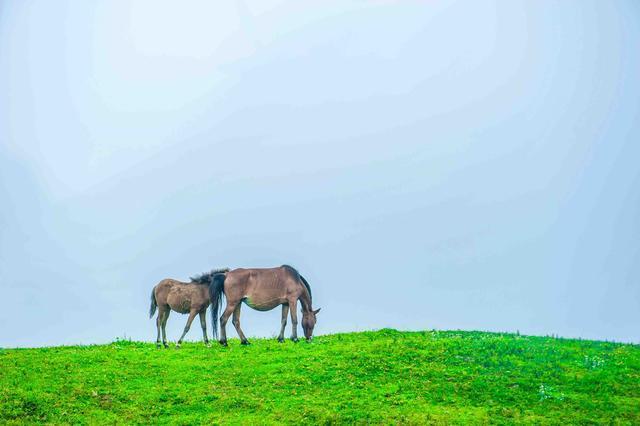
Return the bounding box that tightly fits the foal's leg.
[156,310,162,348]
[289,299,299,342]
[232,304,249,345]
[219,303,236,346]
[278,304,289,343]
[199,310,210,347]
[177,309,198,348]
[161,308,171,348]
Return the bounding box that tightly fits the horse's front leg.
[289,299,299,342]
[278,304,289,343]
[219,303,235,346]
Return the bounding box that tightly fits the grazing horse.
[209,265,320,346]
[149,268,229,348]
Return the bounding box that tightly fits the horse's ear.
[313,308,321,315]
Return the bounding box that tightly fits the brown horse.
[209,265,320,345]
[149,268,229,348]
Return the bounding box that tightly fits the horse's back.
[227,266,295,288]
[225,266,301,309]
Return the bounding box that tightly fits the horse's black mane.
[282,264,312,301]
[190,268,230,285]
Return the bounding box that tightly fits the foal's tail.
[209,273,227,339]
[149,288,157,319]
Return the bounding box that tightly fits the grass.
[1,329,639,424]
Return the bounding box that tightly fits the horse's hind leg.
[199,310,210,347]
[278,304,289,343]
[219,303,235,346]
[176,309,198,348]
[232,304,249,345]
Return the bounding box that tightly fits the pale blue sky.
[1,1,639,347]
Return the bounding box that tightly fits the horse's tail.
[209,273,227,339]
[149,288,157,319]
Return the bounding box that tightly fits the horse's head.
[302,308,321,341]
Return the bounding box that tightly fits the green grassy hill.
[1,330,639,424]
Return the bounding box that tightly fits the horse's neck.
[299,292,313,313]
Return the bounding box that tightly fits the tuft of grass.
[1,330,639,424]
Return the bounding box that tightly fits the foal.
[149,268,229,348]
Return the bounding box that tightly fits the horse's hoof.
[163,344,169,349]
[241,340,250,346]
[219,340,228,347]
[175,344,181,349]
[206,343,212,348]
[291,337,299,343]
[156,343,162,349]
[277,337,285,343]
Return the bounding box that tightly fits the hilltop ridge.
[1,330,638,423]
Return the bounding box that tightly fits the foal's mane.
[190,268,230,285]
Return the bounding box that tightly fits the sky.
[1,1,639,347]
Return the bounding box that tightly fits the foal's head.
[301,308,321,341]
